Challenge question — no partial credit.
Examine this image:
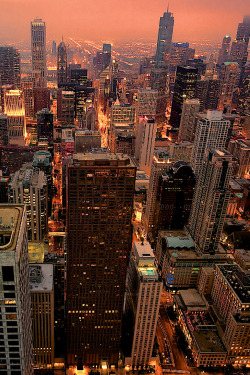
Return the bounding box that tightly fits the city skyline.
[0,0,249,43]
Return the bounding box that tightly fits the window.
[2,267,14,282]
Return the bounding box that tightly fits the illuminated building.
[30,264,54,368]
[218,62,239,112]
[57,90,75,126]
[111,103,136,126]
[169,42,195,77]
[66,153,136,366]
[155,230,228,289]
[21,77,34,118]
[0,204,33,375]
[195,77,220,112]
[36,108,53,141]
[123,241,162,367]
[173,289,227,367]
[102,44,111,71]
[4,89,26,146]
[31,19,46,86]
[155,7,174,69]
[142,151,172,238]
[150,69,168,129]
[188,150,234,254]
[8,164,48,242]
[135,117,157,175]
[211,264,250,366]
[57,41,67,85]
[0,114,8,145]
[155,162,195,232]
[191,110,230,176]
[169,66,198,129]
[237,74,250,114]
[137,89,158,118]
[0,46,20,87]
[217,35,231,66]
[75,129,101,153]
[178,99,200,142]
[228,139,250,178]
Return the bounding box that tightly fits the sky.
[0,0,249,43]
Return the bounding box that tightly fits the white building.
[0,204,33,375]
[191,110,230,175]
[124,241,162,367]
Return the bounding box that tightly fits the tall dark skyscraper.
[57,40,67,84]
[169,66,198,129]
[155,8,174,69]
[217,35,231,66]
[66,153,136,366]
[155,162,196,232]
[0,46,20,87]
[230,15,250,77]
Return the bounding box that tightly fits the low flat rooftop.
[28,241,49,263]
[30,264,53,292]
[179,289,206,308]
[193,330,226,353]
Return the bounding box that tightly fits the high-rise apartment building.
[211,264,250,366]
[57,41,67,85]
[137,89,158,118]
[21,77,34,118]
[33,87,50,114]
[109,123,135,156]
[169,66,198,129]
[123,241,162,367]
[4,89,26,146]
[36,108,53,141]
[66,153,136,366]
[178,99,200,142]
[0,114,8,146]
[31,19,46,85]
[57,90,75,126]
[0,46,20,87]
[195,77,220,112]
[218,62,239,112]
[155,8,174,69]
[191,110,230,175]
[8,164,47,242]
[30,264,54,369]
[217,35,231,66]
[230,16,250,73]
[135,117,157,175]
[228,139,250,178]
[0,204,33,375]
[188,149,234,254]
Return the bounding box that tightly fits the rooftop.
[218,264,250,304]
[28,241,49,263]
[193,330,226,354]
[179,289,206,309]
[162,230,195,249]
[30,264,53,292]
[72,153,135,167]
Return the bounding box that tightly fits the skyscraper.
[0,46,20,87]
[0,204,33,375]
[230,16,250,73]
[31,19,46,85]
[3,89,26,145]
[155,8,174,69]
[195,77,220,112]
[137,89,158,118]
[123,241,162,367]
[36,108,53,141]
[191,110,230,175]
[66,153,136,366]
[169,66,198,129]
[188,149,234,254]
[178,98,200,142]
[57,41,67,85]
[217,35,231,66]
[218,62,239,112]
[57,90,75,126]
[135,117,157,175]
[8,164,48,242]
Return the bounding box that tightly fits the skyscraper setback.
[66,153,136,366]
[31,19,46,85]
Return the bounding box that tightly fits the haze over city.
[0,0,249,42]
